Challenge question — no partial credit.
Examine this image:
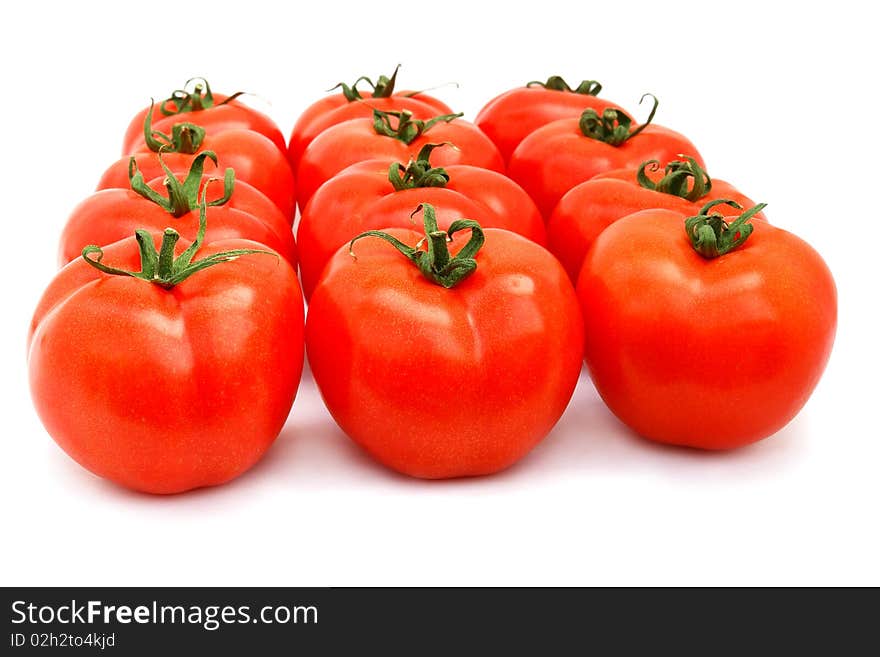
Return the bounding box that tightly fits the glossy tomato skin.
[296,117,505,209]
[509,119,703,218]
[549,166,763,282]
[287,92,453,175]
[576,209,836,449]
[123,93,286,155]
[307,227,584,478]
[475,85,627,163]
[297,159,545,298]
[28,237,304,494]
[58,175,297,267]
[100,129,297,222]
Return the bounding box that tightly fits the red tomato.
[28,220,304,494]
[122,78,285,155]
[509,95,703,218]
[576,201,836,449]
[549,158,764,281]
[296,109,504,209]
[297,144,545,298]
[60,154,296,266]
[475,76,628,163]
[287,66,453,174]
[101,118,296,222]
[306,204,583,478]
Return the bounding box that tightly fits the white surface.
[1,0,877,586]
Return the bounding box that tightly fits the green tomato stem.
[158,77,245,117]
[388,143,452,191]
[81,184,275,288]
[684,199,767,259]
[372,109,463,145]
[328,65,401,101]
[128,151,234,217]
[579,93,658,146]
[526,76,602,95]
[349,203,484,288]
[142,99,207,154]
[637,156,712,202]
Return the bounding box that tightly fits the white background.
[2,0,877,586]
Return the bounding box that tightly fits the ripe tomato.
[101,113,296,222]
[28,209,305,494]
[122,77,286,155]
[287,66,453,174]
[60,153,297,266]
[475,75,627,163]
[576,201,836,449]
[307,204,584,478]
[296,109,504,209]
[549,157,764,281]
[297,144,545,298]
[509,95,703,218]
